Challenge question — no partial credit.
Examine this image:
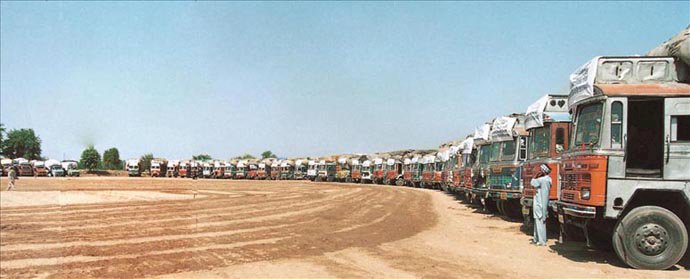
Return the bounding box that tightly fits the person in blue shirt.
[531,164,552,246]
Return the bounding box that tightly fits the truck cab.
[150,159,167,177]
[557,56,690,270]
[372,157,385,184]
[316,159,336,182]
[235,160,248,179]
[33,161,48,176]
[257,160,271,180]
[520,94,571,225]
[17,160,33,176]
[336,157,352,182]
[127,159,141,177]
[433,152,445,189]
[384,158,404,185]
[202,162,213,178]
[270,160,281,180]
[224,161,236,179]
[167,160,179,178]
[213,161,225,179]
[360,160,373,183]
[293,159,307,180]
[306,160,318,181]
[421,155,436,189]
[247,161,259,179]
[470,123,492,206]
[456,137,476,201]
[280,160,295,180]
[486,115,529,218]
[179,161,189,178]
[350,158,362,183]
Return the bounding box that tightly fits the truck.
[469,123,492,206]
[556,55,690,270]
[257,159,272,180]
[421,154,436,189]
[167,160,180,177]
[486,114,529,219]
[443,144,460,192]
[350,158,362,183]
[32,160,49,176]
[372,157,386,184]
[384,157,404,185]
[520,94,571,227]
[315,159,336,182]
[360,160,373,184]
[269,160,283,180]
[336,156,352,182]
[306,160,318,181]
[45,159,64,177]
[409,154,425,187]
[61,160,80,177]
[225,160,237,179]
[235,160,248,179]
[432,151,445,189]
[150,159,167,177]
[247,160,259,179]
[293,159,307,180]
[202,161,213,178]
[178,160,190,178]
[279,160,295,180]
[213,161,225,178]
[16,158,33,176]
[455,136,476,201]
[126,159,142,177]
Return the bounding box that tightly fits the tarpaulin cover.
[473,124,491,144]
[648,26,690,66]
[403,158,411,165]
[460,137,474,154]
[525,95,549,130]
[45,159,60,168]
[490,117,517,142]
[568,57,599,110]
[386,158,396,165]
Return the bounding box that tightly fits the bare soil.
[0,177,688,278]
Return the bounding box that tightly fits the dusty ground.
[0,177,688,278]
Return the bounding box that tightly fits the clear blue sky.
[1,1,688,160]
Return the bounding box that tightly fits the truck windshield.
[489,143,501,162]
[479,145,491,163]
[528,126,550,159]
[573,103,603,148]
[500,141,516,161]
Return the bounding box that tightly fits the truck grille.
[562,192,575,200]
[561,173,591,190]
[489,174,512,188]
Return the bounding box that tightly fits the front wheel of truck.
[613,206,688,270]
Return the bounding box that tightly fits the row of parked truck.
[135,51,690,270]
[1,158,81,177]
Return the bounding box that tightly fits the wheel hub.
[634,224,668,256]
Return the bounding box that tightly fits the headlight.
[581,187,591,200]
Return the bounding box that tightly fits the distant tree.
[0,123,5,154]
[80,146,101,171]
[140,153,154,172]
[2,128,42,160]
[232,154,255,160]
[192,154,212,161]
[261,151,277,159]
[102,148,122,170]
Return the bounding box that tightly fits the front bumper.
[556,201,596,219]
[488,189,522,200]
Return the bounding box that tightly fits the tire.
[612,206,688,270]
[485,198,499,213]
[503,199,524,220]
[496,200,506,216]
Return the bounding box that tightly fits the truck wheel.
[613,206,688,270]
[496,200,506,215]
[504,200,523,220]
[485,198,499,213]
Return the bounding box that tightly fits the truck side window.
[611,101,623,148]
[518,137,527,160]
[555,127,565,154]
[671,115,690,141]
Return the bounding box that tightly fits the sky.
[1,1,688,160]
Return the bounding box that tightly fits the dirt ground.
[0,177,688,278]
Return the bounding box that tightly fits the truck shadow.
[548,241,628,268]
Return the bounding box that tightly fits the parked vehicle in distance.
[455,136,476,201]
[384,157,404,185]
[150,159,167,177]
[293,159,307,180]
[486,114,529,219]
[315,159,336,182]
[17,159,33,176]
[372,157,386,184]
[280,160,295,180]
[247,160,259,179]
[270,160,281,180]
[421,154,436,188]
[178,161,189,178]
[61,160,80,177]
[202,162,213,178]
[126,159,142,177]
[306,160,318,181]
[32,160,49,176]
[336,156,352,182]
[350,158,362,183]
[520,94,571,227]
[167,160,179,177]
[469,123,492,206]
[224,160,237,179]
[360,160,373,183]
[257,159,272,180]
[557,56,690,270]
[235,160,248,179]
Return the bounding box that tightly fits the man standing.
[6,166,18,191]
[531,164,552,246]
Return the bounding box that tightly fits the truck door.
[664,97,690,180]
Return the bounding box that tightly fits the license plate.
[500,192,508,200]
[522,206,530,215]
[558,214,565,223]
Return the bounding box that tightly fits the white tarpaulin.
[568,57,599,110]
[525,95,549,130]
[649,26,690,66]
[473,124,491,144]
[490,116,517,142]
[461,137,474,154]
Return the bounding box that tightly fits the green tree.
[80,146,101,171]
[261,150,276,159]
[102,147,122,170]
[192,154,212,161]
[232,154,255,160]
[140,153,154,172]
[0,123,5,154]
[2,128,42,160]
